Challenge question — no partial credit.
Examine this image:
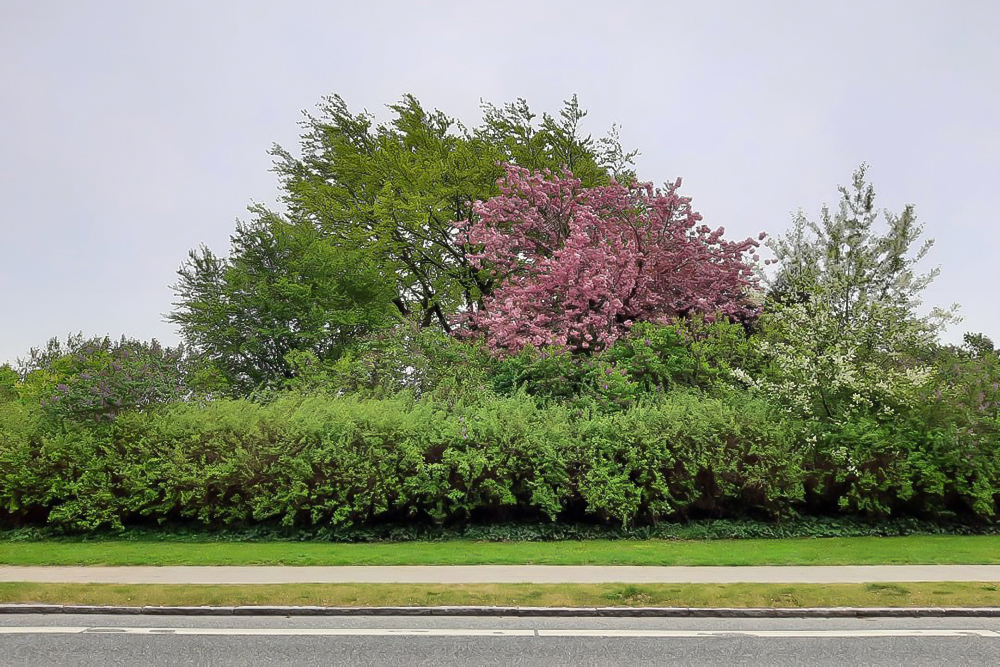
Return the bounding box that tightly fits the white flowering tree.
[734,165,950,424]
[764,163,943,321]
[732,297,935,423]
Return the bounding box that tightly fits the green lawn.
[3,581,1000,608]
[4,535,1000,566]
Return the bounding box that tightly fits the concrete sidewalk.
[4,565,1000,585]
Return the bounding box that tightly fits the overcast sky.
[2,0,997,364]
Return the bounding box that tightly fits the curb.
[5,604,1000,618]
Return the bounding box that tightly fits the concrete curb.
[5,604,1000,618]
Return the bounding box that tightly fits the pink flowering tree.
[456,165,763,353]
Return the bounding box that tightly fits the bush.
[2,385,998,532]
[490,320,763,414]
[573,392,806,523]
[286,320,495,403]
[14,335,188,424]
[0,390,808,530]
[491,345,645,413]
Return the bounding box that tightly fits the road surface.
[3,614,1000,665]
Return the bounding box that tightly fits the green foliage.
[733,297,935,423]
[0,365,17,404]
[271,94,634,331]
[6,512,1000,543]
[490,322,700,413]
[805,412,1000,521]
[784,336,999,520]
[928,341,1000,429]
[170,210,397,393]
[285,318,495,402]
[572,392,807,524]
[962,332,997,359]
[476,95,638,187]
[12,335,187,424]
[490,321,759,412]
[0,390,809,531]
[0,402,42,521]
[765,163,948,323]
[740,167,946,424]
[2,385,998,531]
[602,323,695,391]
[675,316,762,389]
[12,333,90,408]
[491,345,647,413]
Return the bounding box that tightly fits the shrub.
[286,320,494,402]
[573,391,807,523]
[14,335,188,424]
[2,387,997,532]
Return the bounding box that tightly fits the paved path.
[4,565,1000,584]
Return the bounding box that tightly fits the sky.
[2,0,998,365]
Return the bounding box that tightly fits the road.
[3,614,1000,665]
[5,564,1000,583]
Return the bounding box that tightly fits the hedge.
[1,391,998,531]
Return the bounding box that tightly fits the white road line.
[0,627,91,634]
[1,627,999,638]
[0,627,534,637]
[537,629,1000,638]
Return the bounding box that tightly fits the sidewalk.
[4,565,1000,584]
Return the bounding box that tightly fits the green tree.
[271,93,635,331]
[962,331,997,359]
[738,166,948,422]
[169,208,396,393]
[732,297,935,422]
[0,364,17,404]
[765,163,950,325]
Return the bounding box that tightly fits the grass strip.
[4,535,1000,567]
[3,581,1000,609]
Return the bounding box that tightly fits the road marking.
[1,627,1000,638]
[0,627,91,634]
[0,627,535,637]
[537,629,1000,638]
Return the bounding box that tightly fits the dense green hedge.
[2,391,998,531]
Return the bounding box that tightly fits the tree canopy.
[765,163,942,324]
[740,165,948,423]
[459,165,762,353]
[171,93,636,389]
[270,94,636,330]
[169,209,396,393]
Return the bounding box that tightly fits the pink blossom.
[457,164,762,353]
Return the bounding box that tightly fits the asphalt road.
[6,564,1000,583]
[4,614,1000,666]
